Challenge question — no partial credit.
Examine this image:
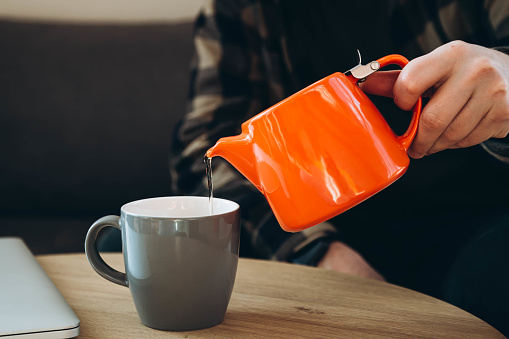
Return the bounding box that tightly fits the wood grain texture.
[37,254,503,338]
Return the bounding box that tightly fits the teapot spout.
[206,132,260,189]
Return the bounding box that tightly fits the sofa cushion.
[0,20,193,218]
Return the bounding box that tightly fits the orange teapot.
[207,54,422,232]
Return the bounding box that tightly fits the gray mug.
[85,196,240,331]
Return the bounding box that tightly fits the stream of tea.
[205,156,213,214]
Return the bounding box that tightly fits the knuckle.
[496,129,509,138]
[456,129,492,148]
[466,56,496,82]
[442,40,469,58]
[487,105,509,126]
[455,138,475,148]
[419,110,447,133]
[490,81,509,103]
[397,71,420,98]
[494,119,509,138]
[441,126,462,144]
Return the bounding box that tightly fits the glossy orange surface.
[207,55,422,232]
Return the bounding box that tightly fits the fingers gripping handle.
[376,54,423,151]
[85,215,128,287]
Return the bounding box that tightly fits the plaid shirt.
[170,0,509,263]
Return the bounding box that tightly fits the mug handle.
[85,215,128,287]
[375,54,423,151]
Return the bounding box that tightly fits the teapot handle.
[375,55,423,151]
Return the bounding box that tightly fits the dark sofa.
[0,19,194,253]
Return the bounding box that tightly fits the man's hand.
[360,41,509,159]
[317,241,385,281]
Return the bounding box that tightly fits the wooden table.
[37,254,503,338]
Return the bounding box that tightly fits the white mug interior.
[121,196,239,218]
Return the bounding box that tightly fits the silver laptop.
[0,237,80,338]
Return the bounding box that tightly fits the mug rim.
[120,196,240,219]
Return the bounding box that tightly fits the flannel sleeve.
[481,0,509,165]
[169,0,341,262]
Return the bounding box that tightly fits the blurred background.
[0,0,202,253]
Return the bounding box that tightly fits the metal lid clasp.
[345,50,380,82]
